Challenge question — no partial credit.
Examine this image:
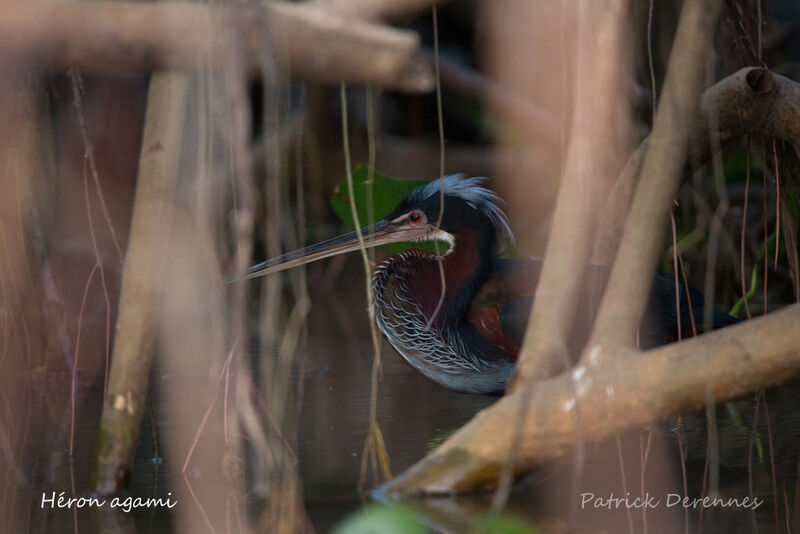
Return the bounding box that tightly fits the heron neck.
[411,229,494,328]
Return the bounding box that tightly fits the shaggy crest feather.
[407,174,515,245]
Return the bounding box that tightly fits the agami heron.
[230,175,737,395]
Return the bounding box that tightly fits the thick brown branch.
[696,67,800,148]
[0,0,432,92]
[586,0,723,355]
[381,303,800,496]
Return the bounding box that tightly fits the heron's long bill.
[225,219,437,283]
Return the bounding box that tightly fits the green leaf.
[788,190,800,222]
[473,514,541,534]
[721,150,752,184]
[330,165,447,255]
[333,503,429,534]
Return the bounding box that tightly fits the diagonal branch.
[585,0,724,356]
[380,303,800,496]
[508,0,630,388]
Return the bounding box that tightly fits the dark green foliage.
[330,165,447,254]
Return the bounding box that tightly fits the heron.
[228,175,736,395]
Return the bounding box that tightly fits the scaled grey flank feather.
[372,251,481,376]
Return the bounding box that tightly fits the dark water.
[17,258,800,533]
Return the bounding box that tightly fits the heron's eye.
[408,211,422,224]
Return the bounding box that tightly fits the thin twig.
[757,0,763,63]
[741,139,753,319]
[677,254,698,337]
[70,263,98,458]
[671,214,682,342]
[340,83,391,487]
[182,342,236,474]
[677,415,690,534]
[250,381,298,465]
[364,82,389,483]
[763,143,769,315]
[772,139,780,269]
[615,436,635,534]
[69,71,124,263]
[75,80,114,405]
[640,431,653,534]
[183,475,219,534]
[762,394,779,529]
[748,390,762,533]
[427,4,447,330]
[647,0,657,123]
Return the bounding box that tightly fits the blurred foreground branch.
[0,0,432,92]
[420,49,561,153]
[93,72,187,495]
[0,69,39,532]
[314,0,452,23]
[509,0,629,387]
[586,0,723,354]
[381,303,800,495]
